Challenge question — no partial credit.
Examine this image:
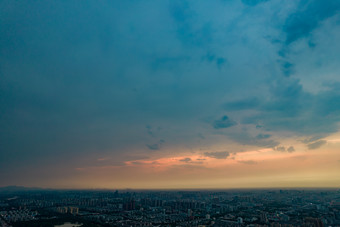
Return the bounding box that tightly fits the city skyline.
[1,0,340,189]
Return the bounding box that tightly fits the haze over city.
[1,0,340,189]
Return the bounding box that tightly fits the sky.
[1,0,340,189]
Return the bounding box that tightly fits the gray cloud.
[238,160,257,165]
[204,151,230,159]
[307,140,327,150]
[274,146,286,152]
[301,135,326,144]
[179,157,192,162]
[274,146,295,153]
[287,146,295,153]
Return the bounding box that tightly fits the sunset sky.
[1,0,340,189]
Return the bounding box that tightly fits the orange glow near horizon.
[57,140,340,190]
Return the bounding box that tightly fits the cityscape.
[0,188,340,226]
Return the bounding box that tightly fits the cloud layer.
[1,0,340,187]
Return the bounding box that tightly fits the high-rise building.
[69,207,79,214]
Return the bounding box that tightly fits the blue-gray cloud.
[241,0,269,6]
[202,52,227,70]
[146,144,160,150]
[146,140,165,151]
[225,130,279,148]
[213,115,237,129]
[170,0,213,47]
[283,0,340,46]
[277,0,340,77]
[255,134,271,140]
[224,98,260,111]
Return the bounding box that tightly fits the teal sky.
[1,0,340,188]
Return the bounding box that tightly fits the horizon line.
[1,185,339,191]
